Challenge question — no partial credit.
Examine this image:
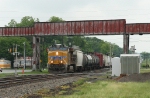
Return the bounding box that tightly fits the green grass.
[140,68,150,73]
[141,60,150,67]
[48,80,150,98]
[43,68,150,98]
[0,73,15,78]
[73,78,87,87]
[0,69,49,78]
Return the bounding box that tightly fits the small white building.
[111,57,121,76]
[14,57,33,68]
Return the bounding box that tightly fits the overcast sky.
[0,0,150,53]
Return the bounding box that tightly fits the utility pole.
[23,42,26,69]
[41,38,44,70]
[13,44,20,76]
[110,44,112,71]
[109,43,114,71]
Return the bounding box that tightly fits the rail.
[0,74,83,89]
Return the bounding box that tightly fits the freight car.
[0,58,11,68]
[47,44,110,73]
[103,55,112,67]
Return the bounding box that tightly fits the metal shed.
[120,54,141,74]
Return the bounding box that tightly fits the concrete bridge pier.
[123,34,130,54]
[32,36,40,70]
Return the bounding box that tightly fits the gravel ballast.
[0,76,80,98]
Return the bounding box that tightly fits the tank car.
[82,53,103,70]
[0,58,11,68]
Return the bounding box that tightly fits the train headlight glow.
[60,61,63,63]
[51,61,53,63]
[56,52,58,55]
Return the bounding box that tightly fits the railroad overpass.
[1,19,150,69]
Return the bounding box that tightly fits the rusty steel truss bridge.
[0,19,150,69]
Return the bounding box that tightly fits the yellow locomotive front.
[47,44,69,72]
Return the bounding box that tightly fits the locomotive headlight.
[51,61,53,63]
[56,52,58,55]
[60,61,63,63]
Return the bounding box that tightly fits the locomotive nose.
[49,56,64,64]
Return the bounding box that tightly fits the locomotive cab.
[47,44,69,72]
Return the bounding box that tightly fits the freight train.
[47,44,111,73]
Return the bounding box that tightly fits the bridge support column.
[33,36,40,70]
[123,34,130,54]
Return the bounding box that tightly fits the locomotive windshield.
[49,44,68,51]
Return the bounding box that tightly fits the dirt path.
[118,72,150,82]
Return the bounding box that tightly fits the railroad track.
[0,68,109,89]
[0,74,84,89]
